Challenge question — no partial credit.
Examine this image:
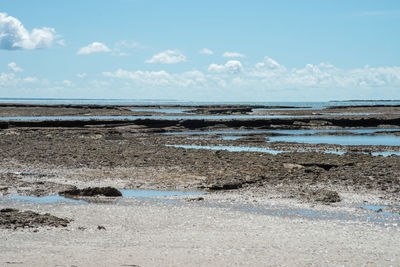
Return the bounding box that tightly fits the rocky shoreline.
[0,104,399,200]
[1,104,400,266]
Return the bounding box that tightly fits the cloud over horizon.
[77,42,111,55]
[0,12,56,50]
[98,56,400,100]
[208,60,244,74]
[146,50,186,64]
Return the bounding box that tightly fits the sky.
[0,0,400,101]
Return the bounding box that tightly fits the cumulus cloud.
[146,50,186,64]
[103,69,206,88]
[208,60,243,74]
[8,62,23,72]
[222,52,246,58]
[255,56,285,71]
[92,59,400,100]
[199,48,213,55]
[77,42,111,55]
[0,12,56,50]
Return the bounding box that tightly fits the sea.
[1,98,400,108]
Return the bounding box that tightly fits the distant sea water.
[1,98,400,109]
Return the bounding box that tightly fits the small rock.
[208,182,242,190]
[188,197,204,201]
[1,208,17,213]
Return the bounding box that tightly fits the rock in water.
[59,186,122,197]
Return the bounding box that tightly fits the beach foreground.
[1,192,400,267]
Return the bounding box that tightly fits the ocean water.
[1,98,400,108]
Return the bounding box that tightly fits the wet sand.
[0,104,400,266]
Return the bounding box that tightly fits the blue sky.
[1,0,399,101]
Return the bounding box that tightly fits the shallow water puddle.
[164,130,275,135]
[166,144,400,156]
[268,128,400,135]
[166,144,288,154]
[130,108,194,114]
[0,190,207,205]
[165,128,400,136]
[2,195,86,204]
[202,202,400,226]
[120,190,206,197]
[267,135,400,146]
[219,136,243,140]
[187,136,243,141]
[361,205,399,216]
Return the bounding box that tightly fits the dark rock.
[301,163,338,171]
[1,208,17,213]
[188,197,204,201]
[208,182,243,190]
[0,209,70,229]
[59,186,122,197]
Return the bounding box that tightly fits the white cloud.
[199,48,213,55]
[76,73,87,78]
[255,56,285,71]
[0,12,56,50]
[222,52,246,58]
[8,62,23,72]
[103,69,207,88]
[146,50,186,64]
[77,42,111,55]
[208,60,243,74]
